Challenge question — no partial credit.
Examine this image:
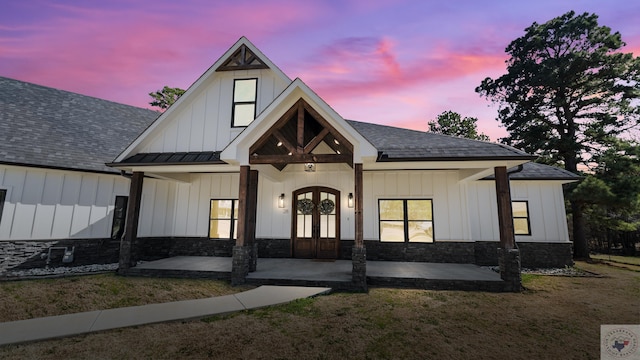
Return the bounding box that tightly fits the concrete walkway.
[0,285,331,346]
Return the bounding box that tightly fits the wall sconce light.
[278,193,285,208]
[348,193,354,208]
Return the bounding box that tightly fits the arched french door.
[292,187,340,259]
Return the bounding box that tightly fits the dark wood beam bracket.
[248,98,354,169]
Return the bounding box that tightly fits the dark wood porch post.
[232,165,250,284]
[236,166,250,247]
[352,163,366,290]
[355,163,363,248]
[247,169,259,272]
[494,166,515,250]
[494,166,521,292]
[118,171,144,273]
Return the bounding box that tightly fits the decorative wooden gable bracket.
[216,44,269,71]
[249,99,354,170]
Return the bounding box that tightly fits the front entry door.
[292,187,340,259]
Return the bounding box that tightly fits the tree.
[149,86,186,110]
[428,111,491,141]
[583,140,640,254]
[476,11,640,259]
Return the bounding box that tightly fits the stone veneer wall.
[339,240,476,263]
[136,237,291,260]
[474,241,574,268]
[136,237,234,260]
[339,240,572,268]
[0,239,120,273]
[1,238,574,272]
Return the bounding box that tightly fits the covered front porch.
[125,256,508,292]
[112,89,525,292]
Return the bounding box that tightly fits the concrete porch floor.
[130,256,506,291]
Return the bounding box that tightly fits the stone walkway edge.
[0,285,331,346]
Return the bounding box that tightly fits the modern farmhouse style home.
[0,37,578,290]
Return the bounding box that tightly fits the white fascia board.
[364,159,530,172]
[510,178,579,185]
[114,37,291,163]
[221,78,378,165]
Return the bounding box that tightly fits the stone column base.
[249,242,258,272]
[498,248,521,292]
[232,246,250,285]
[352,246,367,291]
[118,238,134,274]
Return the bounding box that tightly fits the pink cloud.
[295,37,507,104]
[1,1,326,108]
[294,37,513,140]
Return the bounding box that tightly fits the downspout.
[507,164,524,176]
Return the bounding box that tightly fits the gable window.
[210,199,238,239]
[111,196,128,240]
[379,199,434,242]
[232,78,257,127]
[512,201,531,235]
[0,189,6,225]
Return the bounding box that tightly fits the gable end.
[216,44,269,71]
[249,98,354,170]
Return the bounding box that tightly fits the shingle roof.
[0,77,158,173]
[483,162,581,181]
[346,120,536,161]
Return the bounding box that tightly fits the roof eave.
[376,155,538,162]
[1,160,120,175]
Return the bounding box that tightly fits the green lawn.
[591,253,640,265]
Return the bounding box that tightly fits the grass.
[591,253,640,266]
[0,274,254,322]
[1,262,638,359]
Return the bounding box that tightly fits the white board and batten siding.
[138,167,356,240]
[363,170,471,242]
[137,173,240,238]
[466,181,570,243]
[0,165,129,240]
[147,169,476,242]
[139,70,289,154]
[136,169,572,243]
[8,167,568,243]
[256,165,356,240]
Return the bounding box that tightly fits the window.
[0,189,6,225]
[232,78,257,127]
[209,199,238,239]
[379,199,433,242]
[512,201,531,235]
[111,196,128,240]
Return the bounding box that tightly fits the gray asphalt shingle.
[483,162,580,180]
[0,77,158,173]
[347,120,535,160]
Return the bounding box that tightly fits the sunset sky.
[1,0,638,140]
